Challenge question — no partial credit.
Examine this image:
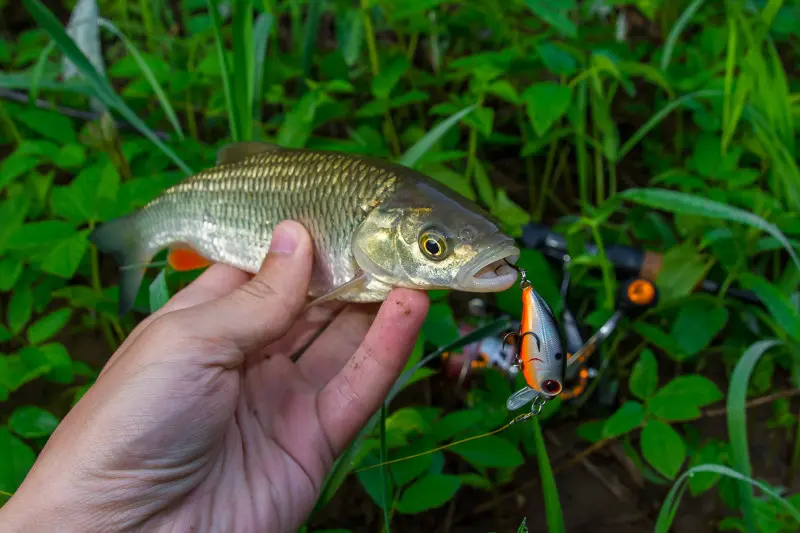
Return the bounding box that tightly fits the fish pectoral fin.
[303,273,371,311]
[167,246,213,271]
[216,141,282,165]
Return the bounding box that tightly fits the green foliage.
[2,0,800,530]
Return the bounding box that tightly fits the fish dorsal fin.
[216,141,282,165]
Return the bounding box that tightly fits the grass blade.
[23,0,193,175]
[618,89,721,160]
[399,105,475,168]
[379,402,392,532]
[207,0,240,141]
[233,0,254,141]
[300,0,323,93]
[97,18,185,140]
[619,188,800,271]
[253,12,274,135]
[29,41,56,104]
[727,340,782,532]
[531,416,566,533]
[660,0,706,72]
[655,464,800,533]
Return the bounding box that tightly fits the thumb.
[178,220,315,353]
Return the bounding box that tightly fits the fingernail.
[270,222,298,255]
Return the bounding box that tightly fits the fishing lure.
[503,267,566,414]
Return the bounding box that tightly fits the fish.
[90,141,521,315]
[505,283,565,411]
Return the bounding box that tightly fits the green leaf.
[422,303,459,348]
[602,401,645,439]
[491,190,530,237]
[670,300,729,356]
[9,405,60,438]
[149,269,170,313]
[739,274,800,341]
[576,420,604,443]
[276,90,318,148]
[0,325,10,344]
[0,353,50,392]
[26,308,72,345]
[458,472,492,490]
[450,435,523,468]
[655,242,713,303]
[53,143,87,169]
[372,56,410,100]
[536,42,577,75]
[524,0,577,38]
[630,349,658,399]
[390,451,434,487]
[395,474,460,514]
[399,105,475,169]
[5,220,76,249]
[0,426,36,494]
[0,257,24,291]
[336,8,363,67]
[647,376,723,422]
[39,230,90,278]
[487,80,520,104]
[632,322,686,360]
[620,188,800,271]
[641,420,686,479]
[688,440,726,496]
[0,152,41,193]
[523,82,572,136]
[14,106,76,143]
[0,192,32,253]
[8,285,33,334]
[19,343,74,384]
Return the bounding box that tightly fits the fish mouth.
[456,236,520,292]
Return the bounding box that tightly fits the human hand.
[0,221,429,533]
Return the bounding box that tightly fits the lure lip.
[457,237,520,292]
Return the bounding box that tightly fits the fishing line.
[354,411,536,473]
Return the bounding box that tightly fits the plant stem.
[591,222,616,309]
[139,0,156,51]
[0,101,21,146]
[186,39,199,140]
[535,139,559,220]
[362,0,380,77]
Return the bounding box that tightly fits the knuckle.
[238,277,279,301]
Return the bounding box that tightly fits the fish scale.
[90,143,520,315]
[130,149,399,298]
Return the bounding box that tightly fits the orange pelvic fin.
[168,247,213,271]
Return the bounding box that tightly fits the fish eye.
[554,353,563,360]
[542,380,562,395]
[419,230,448,260]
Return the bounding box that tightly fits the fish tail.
[89,214,154,316]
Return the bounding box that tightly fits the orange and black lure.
[503,266,566,414]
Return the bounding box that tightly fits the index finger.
[316,288,429,454]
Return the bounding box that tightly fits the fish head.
[526,289,566,399]
[352,175,520,293]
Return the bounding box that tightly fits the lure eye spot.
[554,352,563,360]
[542,380,562,395]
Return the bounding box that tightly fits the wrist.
[0,483,107,533]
